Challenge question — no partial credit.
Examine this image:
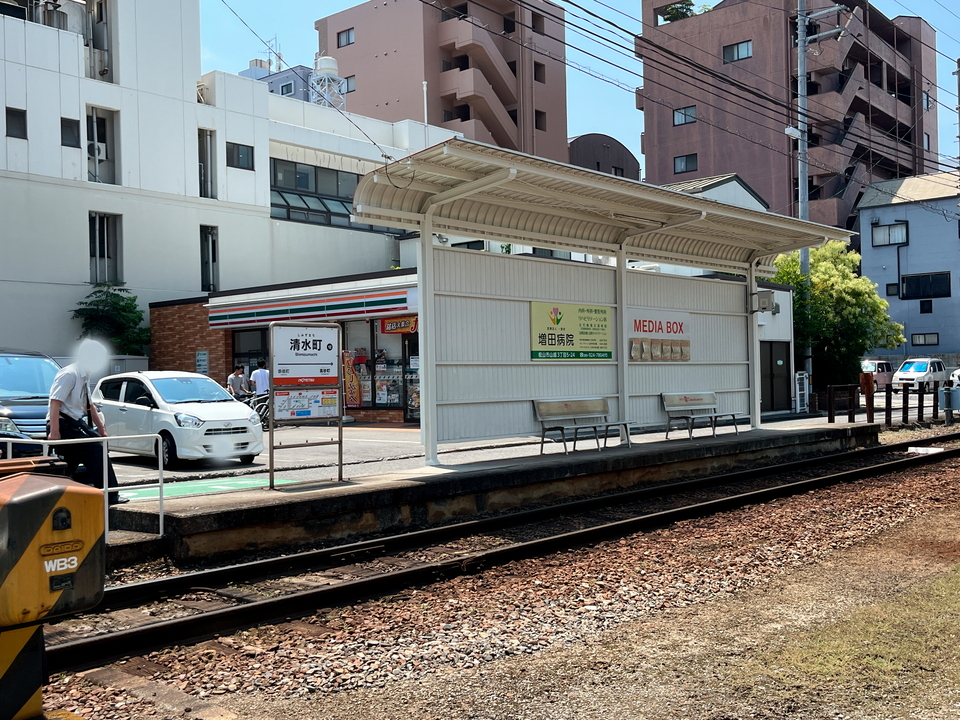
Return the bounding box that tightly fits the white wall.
[428,249,752,442]
[0,3,457,358]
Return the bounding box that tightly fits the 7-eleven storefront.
[150,269,421,424]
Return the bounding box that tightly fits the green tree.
[773,240,904,387]
[659,1,695,21]
[72,283,151,356]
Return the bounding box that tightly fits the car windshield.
[150,376,234,404]
[899,361,929,373]
[861,361,877,372]
[0,355,61,399]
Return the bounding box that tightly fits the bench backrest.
[534,397,609,421]
[661,391,719,413]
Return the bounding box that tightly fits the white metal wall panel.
[435,248,616,304]
[438,398,623,443]
[626,271,744,313]
[628,361,748,397]
[437,364,620,404]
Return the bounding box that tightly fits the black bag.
[58,413,99,439]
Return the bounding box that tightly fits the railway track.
[45,432,960,673]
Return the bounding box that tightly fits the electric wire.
[420,0,960,217]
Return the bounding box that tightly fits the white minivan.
[891,358,948,392]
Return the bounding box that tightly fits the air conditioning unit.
[87,142,107,162]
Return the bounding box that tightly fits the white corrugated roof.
[354,139,851,275]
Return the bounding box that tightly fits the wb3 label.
[44,556,79,573]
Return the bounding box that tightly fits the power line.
[420,0,960,218]
[217,0,397,164]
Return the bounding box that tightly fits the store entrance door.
[403,334,420,424]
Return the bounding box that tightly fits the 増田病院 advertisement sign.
[530,302,612,360]
[625,308,693,362]
[272,325,340,386]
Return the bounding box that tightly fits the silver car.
[94,371,264,468]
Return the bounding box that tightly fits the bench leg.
[687,417,694,440]
[621,423,632,448]
[593,425,601,451]
[540,428,547,455]
[732,415,740,435]
[711,417,718,437]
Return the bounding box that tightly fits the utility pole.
[795,0,846,381]
[955,59,959,190]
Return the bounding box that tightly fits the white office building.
[0,0,453,358]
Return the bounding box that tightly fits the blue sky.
[200,0,960,175]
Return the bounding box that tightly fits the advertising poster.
[625,308,693,363]
[530,302,612,361]
[342,351,361,408]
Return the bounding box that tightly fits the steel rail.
[98,431,960,610]
[46,437,960,673]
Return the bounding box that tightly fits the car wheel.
[160,433,179,470]
[238,454,256,465]
[873,380,878,391]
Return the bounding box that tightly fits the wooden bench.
[661,391,745,440]
[533,398,633,455]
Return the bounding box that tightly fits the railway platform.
[106,421,880,564]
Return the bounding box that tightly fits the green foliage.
[773,241,904,387]
[659,0,696,21]
[72,283,150,356]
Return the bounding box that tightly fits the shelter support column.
[747,263,762,429]
[419,214,439,465]
[617,246,629,439]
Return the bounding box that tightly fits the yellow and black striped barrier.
[0,473,106,720]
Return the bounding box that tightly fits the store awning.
[354,139,852,274]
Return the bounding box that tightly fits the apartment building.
[858,173,960,356]
[0,0,453,359]
[315,0,569,163]
[636,0,939,230]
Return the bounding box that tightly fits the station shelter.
[150,139,850,462]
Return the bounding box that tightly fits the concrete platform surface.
[108,423,880,562]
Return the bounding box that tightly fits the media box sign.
[272,326,340,386]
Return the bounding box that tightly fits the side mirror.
[134,396,156,408]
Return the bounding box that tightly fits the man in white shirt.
[47,339,126,504]
[250,359,270,395]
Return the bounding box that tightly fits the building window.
[198,129,216,199]
[440,3,467,21]
[226,142,254,170]
[673,105,697,125]
[531,11,545,34]
[269,158,390,234]
[722,40,752,63]
[919,299,933,314]
[871,222,907,246]
[200,226,218,292]
[503,11,516,33]
[674,153,698,173]
[535,110,547,131]
[534,62,545,83]
[60,118,81,148]
[345,75,356,93]
[886,283,899,297]
[453,240,485,250]
[337,28,355,47]
[5,107,26,139]
[912,333,939,346]
[923,133,930,151]
[901,272,951,300]
[612,166,625,177]
[89,212,120,283]
[280,82,294,96]
[923,91,934,110]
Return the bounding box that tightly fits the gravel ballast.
[44,430,960,718]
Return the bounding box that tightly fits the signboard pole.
[267,321,344,488]
[268,327,276,489]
